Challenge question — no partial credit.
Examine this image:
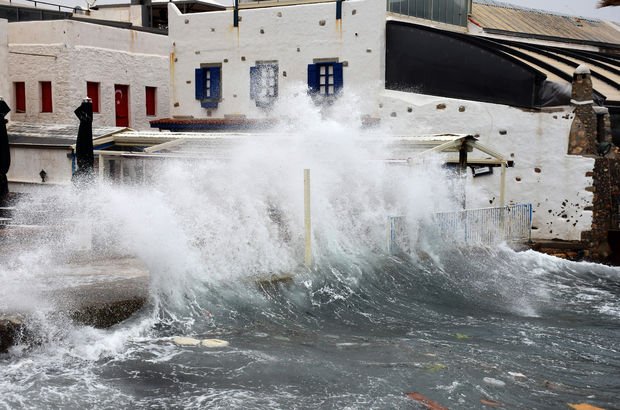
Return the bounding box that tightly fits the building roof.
[8,122,127,148]
[471,0,620,47]
[94,130,486,161]
[483,38,620,103]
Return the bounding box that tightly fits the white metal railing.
[388,203,533,253]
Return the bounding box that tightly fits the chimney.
[568,65,597,155]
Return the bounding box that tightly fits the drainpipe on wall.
[234,0,239,27]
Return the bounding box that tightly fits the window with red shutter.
[87,82,100,113]
[40,81,53,113]
[14,82,26,113]
[145,86,156,116]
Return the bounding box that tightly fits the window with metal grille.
[145,86,157,116]
[87,82,100,113]
[250,62,278,108]
[307,62,343,98]
[14,82,25,113]
[40,81,53,113]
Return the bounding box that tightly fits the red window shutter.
[40,81,53,113]
[145,86,156,116]
[87,82,100,113]
[14,82,26,113]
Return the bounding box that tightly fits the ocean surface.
[1,245,619,409]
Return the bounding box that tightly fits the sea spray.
[1,90,618,409]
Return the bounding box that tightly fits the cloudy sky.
[503,0,619,21]
[19,0,620,22]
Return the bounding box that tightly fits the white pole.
[304,169,312,268]
[500,161,506,207]
[98,154,104,182]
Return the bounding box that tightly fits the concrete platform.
[0,256,149,353]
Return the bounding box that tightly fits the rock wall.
[582,157,620,261]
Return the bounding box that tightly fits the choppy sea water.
[1,245,618,409]
[1,100,619,408]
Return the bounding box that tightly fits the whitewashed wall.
[84,5,145,27]
[7,146,72,188]
[380,90,594,241]
[168,0,385,118]
[0,19,8,108]
[8,20,169,130]
[167,1,594,242]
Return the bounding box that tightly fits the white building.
[0,19,8,104]
[7,18,170,130]
[159,0,620,259]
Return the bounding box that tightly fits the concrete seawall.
[0,256,149,353]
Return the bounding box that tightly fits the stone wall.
[568,66,597,156]
[580,157,620,261]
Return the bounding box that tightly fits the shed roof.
[482,38,620,103]
[471,0,620,47]
[94,131,481,161]
[8,122,127,148]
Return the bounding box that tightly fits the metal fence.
[387,0,471,27]
[388,203,533,253]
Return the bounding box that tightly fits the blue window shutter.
[336,0,342,20]
[307,64,319,93]
[210,67,221,100]
[195,68,205,100]
[333,63,344,93]
[250,66,259,100]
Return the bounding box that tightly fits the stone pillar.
[568,65,597,156]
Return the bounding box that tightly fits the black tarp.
[610,106,620,147]
[538,80,572,107]
[385,21,547,108]
[0,99,10,199]
[72,99,94,184]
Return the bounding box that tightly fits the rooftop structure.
[471,0,620,48]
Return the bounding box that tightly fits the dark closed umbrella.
[72,98,94,184]
[0,98,10,199]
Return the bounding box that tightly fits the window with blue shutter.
[195,65,222,109]
[250,62,278,108]
[307,61,343,98]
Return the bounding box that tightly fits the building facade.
[0,19,8,104]
[167,0,386,119]
[161,0,620,258]
[7,19,170,130]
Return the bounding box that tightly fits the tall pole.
[458,140,468,209]
[500,161,506,207]
[304,169,312,268]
